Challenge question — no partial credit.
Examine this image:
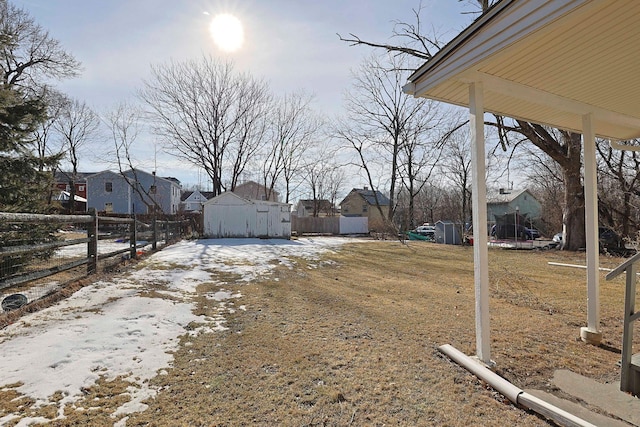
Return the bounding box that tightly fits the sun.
[209,13,244,52]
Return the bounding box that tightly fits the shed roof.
[405,0,640,141]
[204,191,290,207]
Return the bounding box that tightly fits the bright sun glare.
[209,13,244,52]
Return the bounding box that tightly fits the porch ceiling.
[405,0,640,140]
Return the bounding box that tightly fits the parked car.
[552,227,627,253]
[599,227,623,250]
[414,224,436,237]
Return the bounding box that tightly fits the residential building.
[181,189,216,213]
[233,181,279,202]
[54,171,96,200]
[486,188,541,225]
[339,187,390,231]
[295,199,335,217]
[52,191,87,212]
[86,169,181,215]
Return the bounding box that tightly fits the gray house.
[86,169,181,215]
[181,189,216,213]
[487,188,541,225]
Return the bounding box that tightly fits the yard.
[0,237,633,426]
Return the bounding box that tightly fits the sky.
[0,236,366,425]
[18,0,479,191]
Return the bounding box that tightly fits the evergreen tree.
[0,0,79,280]
[0,85,53,212]
[0,0,79,212]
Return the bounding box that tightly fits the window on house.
[362,204,368,212]
[105,182,112,192]
[78,185,85,192]
[105,202,113,213]
[150,185,157,194]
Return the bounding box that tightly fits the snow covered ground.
[0,237,362,426]
[0,239,157,307]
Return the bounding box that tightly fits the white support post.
[469,82,491,363]
[580,113,602,345]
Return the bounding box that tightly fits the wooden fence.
[291,215,369,235]
[0,210,190,312]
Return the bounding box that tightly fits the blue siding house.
[86,169,181,215]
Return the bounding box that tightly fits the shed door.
[256,209,268,237]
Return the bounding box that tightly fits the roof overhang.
[404,0,640,140]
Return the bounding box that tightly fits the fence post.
[152,216,157,250]
[165,220,169,244]
[130,214,137,260]
[87,208,98,275]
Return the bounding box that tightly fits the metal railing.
[606,252,640,396]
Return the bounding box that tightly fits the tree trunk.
[68,179,76,214]
[514,122,586,250]
[562,163,585,250]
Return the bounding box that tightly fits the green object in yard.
[407,231,433,241]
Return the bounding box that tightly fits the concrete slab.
[525,389,629,427]
[551,369,640,426]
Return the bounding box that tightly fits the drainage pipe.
[547,262,612,272]
[438,344,597,427]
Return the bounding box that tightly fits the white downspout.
[439,344,597,427]
[469,82,491,363]
[580,113,602,345]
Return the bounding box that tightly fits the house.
[402,0,640,366]
[86,169,181,215]
[339,187,390,231]
[295,199,335,217]
[181,189,216,213]
[202,192,290,238]
[233,180,279,202]
[486,188,541,226]
[52,191,87,212]
[54,171,96,200]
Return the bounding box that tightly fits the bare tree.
[339,0,588,250]
[396,100,448,228]
[596,139,640,238]
[139,57,271,196]
[31,88,66,172]
[414,181,444,224]
[525,149,565,238]
[338,3,442,62]
[439,126,473,230]
[261,90,322,203]
[54,98,99,213]
[332,117,390,226]
[341,53,433,225]
[0,1,80,89]
[0,0,80,213]
[104,101,163,214]
[301,143,345,217]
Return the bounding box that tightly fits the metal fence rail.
[0,210,190,313]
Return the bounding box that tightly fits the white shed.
[203,192,291,239]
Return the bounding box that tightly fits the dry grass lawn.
[3,240,637,426]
